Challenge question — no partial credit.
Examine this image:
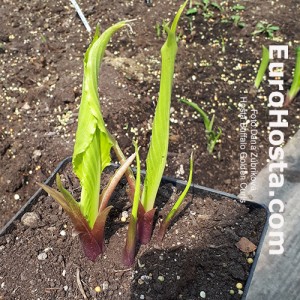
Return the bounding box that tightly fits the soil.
[0,165,267,300]
[0,0,299,227]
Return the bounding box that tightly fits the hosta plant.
[123,1,197,265]
[137,0,189,244]
[39,21,137,262]
[40,1,193,265]
[123,0,192,265]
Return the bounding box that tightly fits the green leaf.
[141,0,188,213]
[256,22,265,29]
[269,25,279,31]
[208,114,215,132]
[267,30,274,38]
[287,47,300,104]
[158,152,194,240]
[72,22,128,228]
[203,0,210,8]
[186,7,198,16]
[252,22,265,35]
[38,177,88,233]
[211,2,222,11]
[232,4,245,11]
[252,29,263,36]
[132,142,141,220]
[254,45,269,89]
[180,98,211,129]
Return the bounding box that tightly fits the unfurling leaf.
[140,1,188,237]
[72,22,129,228]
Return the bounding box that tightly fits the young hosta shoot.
[39,21,136,261]
[38,153,135,261]
[138,0,188,244]
[158,152,194,241]
[123,142,141,266]
[285,47,300,106]
[180,98,222,154]
[72,22,136,228]
[254,46,269,89]
[39,174,112,261]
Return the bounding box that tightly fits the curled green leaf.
[72,21,129,228]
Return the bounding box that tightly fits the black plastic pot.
[0,156,269,299]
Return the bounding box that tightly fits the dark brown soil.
[0,166,266,300]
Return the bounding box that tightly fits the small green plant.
[220,36,226,53]
[221,13,245,28]
[180,98,222,154]
[230,14,245,28]
[252,21,280,38]
[254,45,269,89]
[155,19,169,38]
[231,4,245,11]
[187,1,246,30]
[187,0,222,20]
[285,47,300,106]
[219,3,245,27]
